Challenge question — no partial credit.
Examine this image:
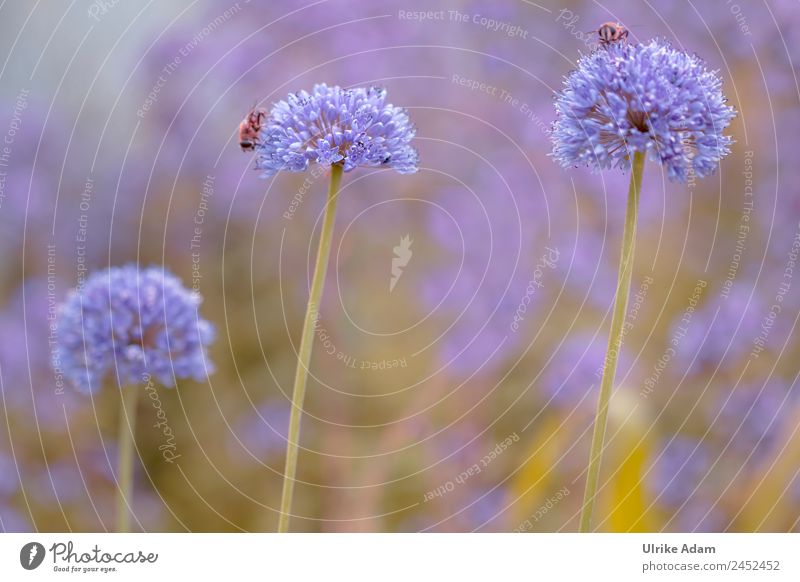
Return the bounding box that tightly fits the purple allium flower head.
[551,40,736,182]
[53,265,214,393]
[255,83,418,176]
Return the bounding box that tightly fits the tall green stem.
[579,150,645,532]
[116,385,139,532]
[278,163,343,532]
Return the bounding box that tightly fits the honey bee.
[597,22,629,46]
[238,106,267,151]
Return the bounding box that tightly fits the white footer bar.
[1,533,797,580]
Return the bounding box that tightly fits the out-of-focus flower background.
[1,0,798,532]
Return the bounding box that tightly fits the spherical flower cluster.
[53,265,214,393]
[551,40,736,182]
[255,83,418,176]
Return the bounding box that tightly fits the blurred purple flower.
[669,498,725,533]
[713,381,794,462]
[255,84,418,176]
[671,283,776,373]
[462,486,510,531]
[422,177,544,377]
[552,40,736,182]
[0,454,20,497]
[541,331,634,409]
[53,265,215,393]
[650,435,710,507]
[30,460,95,505]
[0,279,85,424]
[0,505,31,532]
[556,227,617,310]
[228,402,290,458]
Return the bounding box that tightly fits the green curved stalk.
[579,150,645,532]
[116,385,139,532]
[278,163,343,533]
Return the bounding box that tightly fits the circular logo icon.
[20,542,46,570]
